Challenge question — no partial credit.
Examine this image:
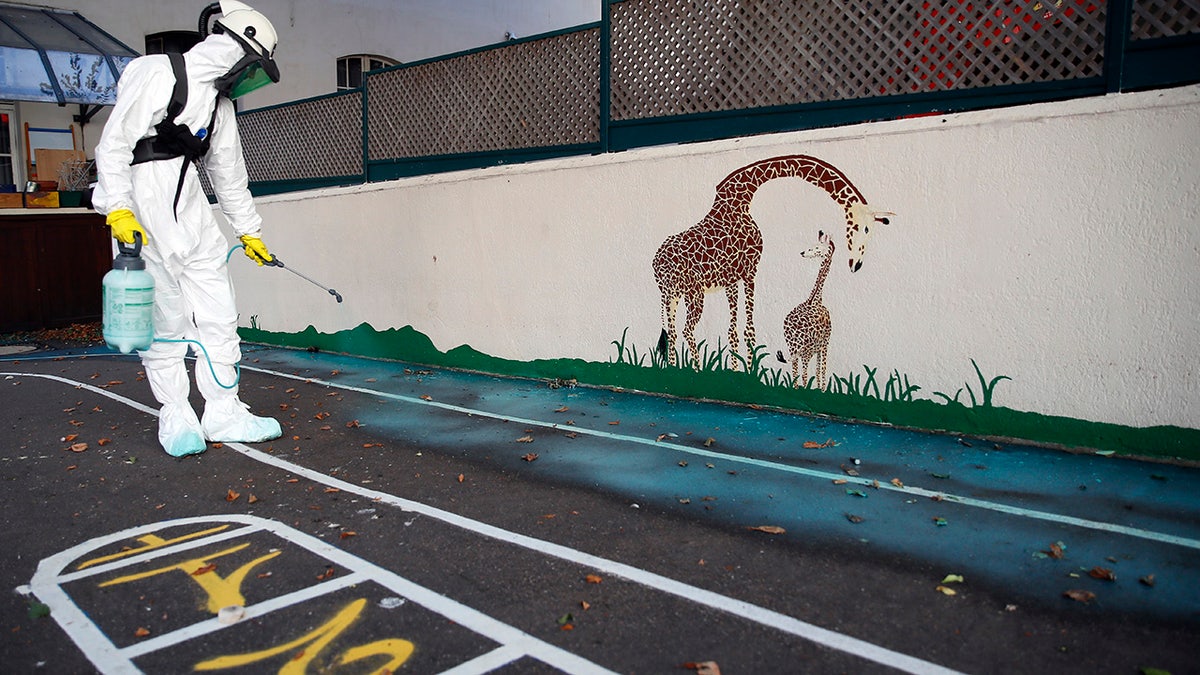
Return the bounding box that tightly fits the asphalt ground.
[1,343,1198,674]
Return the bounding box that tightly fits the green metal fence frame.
[243,0,1200,196]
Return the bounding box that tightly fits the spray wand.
[263,256,344,303]
[228,244,344,303]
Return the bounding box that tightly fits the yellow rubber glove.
[239,234,274,266]
[106,209,148,245]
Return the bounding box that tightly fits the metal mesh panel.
[610,0,1107,121]
[367,28,600,160]
[1131,0,1200,39]
[238,91,363,182]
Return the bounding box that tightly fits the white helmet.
[203,0,280,98]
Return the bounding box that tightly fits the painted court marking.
[4,368,966,674]
[19,515,615,674]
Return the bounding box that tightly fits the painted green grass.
[242,322,1200,462]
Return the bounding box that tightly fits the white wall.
[19,0,599,161]
[228,85,1200,431]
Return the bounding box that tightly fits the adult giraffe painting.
[653,154,894,369]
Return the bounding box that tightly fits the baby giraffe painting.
[778,230,834,390]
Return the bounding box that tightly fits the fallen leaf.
[846,489,868,498]
[846,514,864,524]
[516,436,534,443]
[98,438,111,446]
[564,432,579,439]
[68,443,88,453]
[457,474,465,483]
[319,425,332,431]
[941,574,965,584]
[192,563,217,576]
[580,601,591,611]
[247,494,259,504]
[747,525,785,534]
[929,472,951,479]
[1046,542,1066,559]
[1088,567,1116,581]
[339,531,357,539]
[803,441,823,449]
[832,478,848,485]
[682,662,722,675]
[703,437,716,447]
[678,461,688,467]
[585,574,603,584]
[134,627,151,638]
[890,478,904,488]
[314,412,330,420]
[363,443,382,448]
[935,585,957,596]
[420,395,433,401]
[1139,574,1156,587]
[63,434,78,442]
[316,567,335,581]
[346,420,361,428]
[521,453,539,462]
[225,489,240,502]
[324,487,340,493]
[1063,589,1095,603]
[69,420,84,426]
[554,406,569,413]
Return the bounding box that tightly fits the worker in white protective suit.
[93,1,283,457]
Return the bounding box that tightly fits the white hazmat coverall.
[94,33,281,457]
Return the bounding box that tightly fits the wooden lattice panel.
[1131,0,1200,39]
[610,0,1106,122]
[368,28,600,160]
[237,91,363,183]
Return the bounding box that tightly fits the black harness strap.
[129,52,219,218]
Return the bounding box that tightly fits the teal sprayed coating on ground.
[241,347,1200,622]
[239,323,1200,462]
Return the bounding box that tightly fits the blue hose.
[153,338,240,389]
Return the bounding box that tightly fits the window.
[337,54,398,90]
[0,106,16,188]
[146,31,201,55]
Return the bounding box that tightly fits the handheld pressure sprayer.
[103,239,344,388]
[101,234,242,389]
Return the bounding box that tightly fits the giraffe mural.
[653,154,893,369]
[778,230,834,390]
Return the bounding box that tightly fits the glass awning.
[0,3,139,105]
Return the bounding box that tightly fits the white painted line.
[233,364,1200,552]
[118,571,370,659]
[437,644,530,675]
[7,368,966,675]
